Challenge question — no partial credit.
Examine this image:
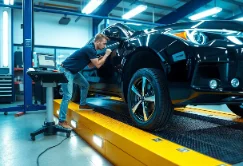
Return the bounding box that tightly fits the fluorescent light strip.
[3,0,14,5]
[2,11,9,67]
[9,0,14,5]
[4,0,9,5]
[189,7,222,20]
[122,5,147,19]
[82,0,104,14]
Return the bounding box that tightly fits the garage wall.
[13,9,93,48]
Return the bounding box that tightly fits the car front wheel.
[227,104,243,117]
[127,68,173,131]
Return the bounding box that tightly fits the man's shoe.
[58,121,72,130]
[79,104,93,110]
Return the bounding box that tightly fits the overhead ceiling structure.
[9,0,243,24]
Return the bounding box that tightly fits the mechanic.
[58,34,112,129]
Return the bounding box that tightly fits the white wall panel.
[13,9,93,48]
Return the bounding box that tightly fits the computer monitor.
[37,53,56,69]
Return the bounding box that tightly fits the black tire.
[227,104,243,117]
[127,68,173,131]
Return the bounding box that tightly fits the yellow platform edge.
[176,106,243,123]
[53,99,231,166]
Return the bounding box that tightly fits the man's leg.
[73,72,92,110]
[59,67,74,128]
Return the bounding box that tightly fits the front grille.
[191,61,243,91]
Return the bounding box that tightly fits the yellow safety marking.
[53,99,231,166]
[175,106,243,123]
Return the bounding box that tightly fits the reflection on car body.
[68,20,243,131]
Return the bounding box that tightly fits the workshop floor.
[0,110,113,166]
[0,100,233,166]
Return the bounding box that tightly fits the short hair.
[94,34,109,42]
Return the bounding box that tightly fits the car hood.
[154,20,243,32]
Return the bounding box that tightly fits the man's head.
[94,34,109,50]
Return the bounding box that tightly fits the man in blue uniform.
[58,34,112,129]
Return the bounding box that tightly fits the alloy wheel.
[130,76,156,122]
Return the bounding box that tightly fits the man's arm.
[88,62,95,68]
[91,49,112,69]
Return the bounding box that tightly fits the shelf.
[14,68,23,71]
[0,90,12,93]
[0,94,12,97]
[0,87,12,89]
[0,74,13,103]
[14,81,35,84]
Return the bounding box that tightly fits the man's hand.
[88,62,95,68]
[91,48,112,69]
[106,49,112,56]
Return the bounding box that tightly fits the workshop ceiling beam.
[178,0,233,14]
[92,0,122,31]
[93,0,122,17]
[114,6,165,18]
[92,0,122,36]
[122,0,176,11]
[227,13,243,20]
[221,0,243,7]
[156,0,213,24]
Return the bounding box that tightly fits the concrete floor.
[0,110,113,166]
[0,99,235,166]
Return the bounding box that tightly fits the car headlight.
[167,29,243,46]
[187,30,207,45]
[173,30,208,45]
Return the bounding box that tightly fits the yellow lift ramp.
[53,98,243,166]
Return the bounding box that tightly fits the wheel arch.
[122,47,168,102]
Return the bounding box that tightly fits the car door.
[86,26,127,96]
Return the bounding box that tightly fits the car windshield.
[123,23,155,32]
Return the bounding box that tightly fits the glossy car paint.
[83,20,243,107]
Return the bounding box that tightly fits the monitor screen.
[37,53,55,69]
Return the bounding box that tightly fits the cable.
[36,134,77,166]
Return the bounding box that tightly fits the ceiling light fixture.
[189,7,222,20]
[3,0,9,5]
[122,5,147,19]
[3,0,14,5]
[82,0,104,14]
[9,0,14,5]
